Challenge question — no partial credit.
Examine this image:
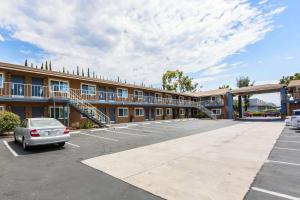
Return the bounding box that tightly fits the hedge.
[0,111,21,134]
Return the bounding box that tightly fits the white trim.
[49,78,69,92]
[166,108,173,115]
[155,108,163,116]
[49,106,69,119]
[117,107,129,117]
[134,107,144,117]
[211,108,222,115]
[117,88,129,98]
[0,72,4,88]
[134,90,144,99]
[80,83,96,96]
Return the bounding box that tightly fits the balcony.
[291,92,300,101]
[0,82,224,108]
[201,99,224,107]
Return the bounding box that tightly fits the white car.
[291,109,300,129]
[285,116,292,126]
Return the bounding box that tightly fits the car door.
[15,119,27,142]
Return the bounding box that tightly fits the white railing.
[68,89,110,125]
[0,82,223,109]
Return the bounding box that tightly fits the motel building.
[0,62,299,127]
[0,62,226,128]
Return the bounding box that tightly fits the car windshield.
[30,119,63,127]
[294,111,300,116]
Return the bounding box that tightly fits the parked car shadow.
[8,141,66,155]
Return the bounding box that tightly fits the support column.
[280,87,287,115]
[227,92,234,119]
[238,95,242,118]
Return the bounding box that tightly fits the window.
[166,108,173,115]
[155,93,162,102]
[0,73,3,88]
[134,90,143,99]
[50,107,69,119]
[211,96,221,101]
[155,108,163,116]
[135,108,144,116]
[211,109,222,116]
[50,80,69,92]
[296,87,300,92]
[179,108,185,115]
[0,106,5,112]
[81,84,96,95]
[118,107,128,117]
[117,88,128,98]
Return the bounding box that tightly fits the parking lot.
[0,119,298,200]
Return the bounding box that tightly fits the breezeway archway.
[227,84,287,119]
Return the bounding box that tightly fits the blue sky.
[0,0,299,105]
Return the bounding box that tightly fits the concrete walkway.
[82,122,284,200]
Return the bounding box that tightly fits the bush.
[196,112,208,118]
[252,111,263,116]
[0,111,21,134]
[79,120,94,129]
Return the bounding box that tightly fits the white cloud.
[0,34,4,42]
[0,0,285,86]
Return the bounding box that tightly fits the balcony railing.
[291,92,300,100]
[0,82,224,107]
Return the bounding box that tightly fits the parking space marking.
[80,132,118,142]
[71,131,81,134]
[2,140,18,157]
[154,121,162,124]
[141,123,180,129]
[266,160,300,166]
[142,122,151,125]
[274,147,300,151]
[105,129,146,137]
[66,142,80,148]
[124,127,162,134]
[278,140,300,144]
[251,187,300,200]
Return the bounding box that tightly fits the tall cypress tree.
[41,63,44,70]
[82,69,84,76]
[45,60,48,70]
[77,66,80,75]
[24,59,28,67]
[49,61,52,71]
[63,67,65,73]
[87,68,90,77]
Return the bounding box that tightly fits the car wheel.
[22,138,28,151]
[58,142,65,147]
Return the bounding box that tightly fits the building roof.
[231,84,283,95]
[288,79,300,88]
[0,61,190,97]
[188,88,230,97]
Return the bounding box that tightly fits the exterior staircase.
[68,90,110,127]
[195,103,217,119]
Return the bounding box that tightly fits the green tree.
[41,63,44,70]
[87,68,90,77]
[162,70,198,92]
[219,85,230,89]
[45,60,48,70]
[63,67,65,73]
[77,66,80,75]
[49,61,52,71]
[236,76,255,111]
[279,73,300,85]
[24,59,28,67]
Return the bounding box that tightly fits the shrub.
[196,112,208,118]
[252,111,263,116]
[79,120,94,129]
[0,111,21,134]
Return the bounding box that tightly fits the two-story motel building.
[0,62,299,126]
[0,62,227,127]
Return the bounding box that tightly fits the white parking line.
[66,142,80,148]
[80,132,118,142]
[278,140,300,144]
[141,123,179,129]
[251,187,300,200]
[266,160,300,166]
[154,121,162,124]
[3,140,18,157]
[274,147,300,151]
[124,127,162,134]
[142,122,151,125]
[71,131,81,134]
[90,128,108,132]
[105,129,146,137]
